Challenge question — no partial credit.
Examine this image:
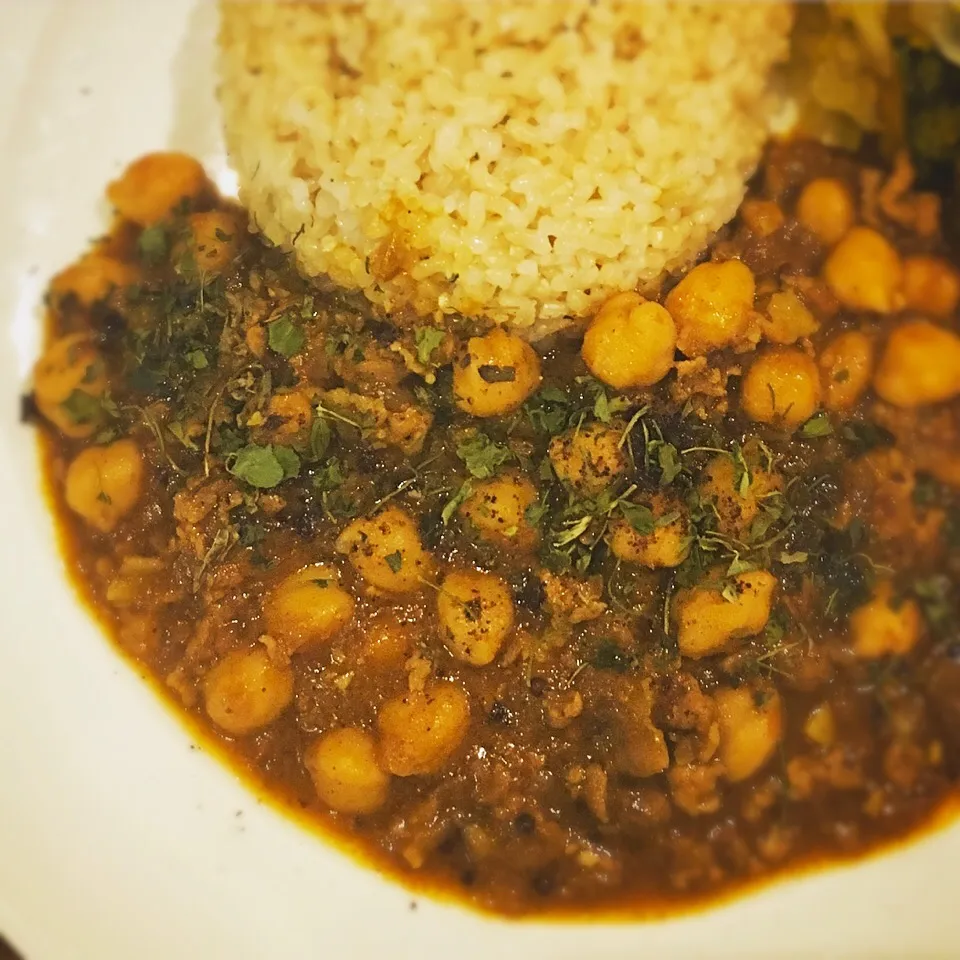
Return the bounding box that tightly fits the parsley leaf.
[441,480,474,525]
[268,316,306,358]
[456,432,513,479]
[657,442,683,485]
[801,412,834,438]
[414,326,445,366]
[60,389,101,425]
[228,443,301,489]
[619,501,655,534]
[137,224,168,265]
[309,418,332,462]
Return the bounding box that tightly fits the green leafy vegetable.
[385,550,403,573]
[268,316,306,358]
[60,389,102,425]
[228,443,301,489]
[185,349,209,370]
[309,418,332,462]
[456,432,513,479]
[137,225,168,265]
[801,412,834,438]
[441,481,474,525]
[619,501,655,535]
[414,326,445,365]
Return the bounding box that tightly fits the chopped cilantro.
[441,480,474,525]
[619,501,655,535]
[385,550,403,573]
[268,316,305,358]
[185,349,209,370]
[414,326,445,366]
[228,443,301,489]
[456,432,513,479]
[313,456,345,492]
[137,224,168,265]
[60,389,101,425]
[309,418,332,462]
[801,412,834,438]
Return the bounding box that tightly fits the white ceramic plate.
[1,3,958,957]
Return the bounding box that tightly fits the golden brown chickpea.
[581,292,677,389]
[33,333,108,438]
[676,571,777,659]
[759,289,819,345]
[203,647,294,736]
[873,319,960,408]
[902,255,960,319]
[360,612,415,671]
[377,681,471,776]
[741,199,785,238]
[849,581,922,659]
[50,253,138,308]
[459,473,538,551]
[64,439,144,533]
[608,496,690,568]
[437,570,514,666]
[184,210,243,276]
[262,390,313,440]
[106,152,208,226]
[263,564,355,654]
[453,328,541,417]
[741,347,821,430]
[697,454,780,539]
[823,226,903,314]
[548,423,625,495]
[336,506,433,594]
[305,727,390,814]
[819,330,874,412]
[664,259,756,357]
[796,177,855,246]
[715,686,784,782]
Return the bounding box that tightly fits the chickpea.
[609,496,690,568]
[581,292,677,389]
[437,570,514,666]
[106,152,208,226]
[902,255,960,319]
[50,253,138,308]
[360,611,415,670]
[803,703,836,747]
[335,506,433,594]
[261,390,313,440]
[377,681,471,776]
[263,564,355,654]
[459,473,538,551]
[741,199,785,238]
[823,227,903,314]
[795,177,855,246]
[760,289,819,345]
[183,210,243,275]
[741,347,821,430]
[873,319,960,408]
[304,727,390,815]
[32,333,108,438]
[819,330,874,412]
[548,423,625,495]
[664,259,756,357]
[203,647,294,736]
[715,685,784,782]
[676,571,777,659]
[64,439,144,533]
[849,581,923,659]
[453,328,541,417]
[698,454,781,539]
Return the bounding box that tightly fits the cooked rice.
[219,1,793,339]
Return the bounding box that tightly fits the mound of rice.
[219,1,793,339]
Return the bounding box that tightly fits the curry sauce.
[28,141,960,916]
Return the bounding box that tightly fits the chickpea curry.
[27,142,960,915]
